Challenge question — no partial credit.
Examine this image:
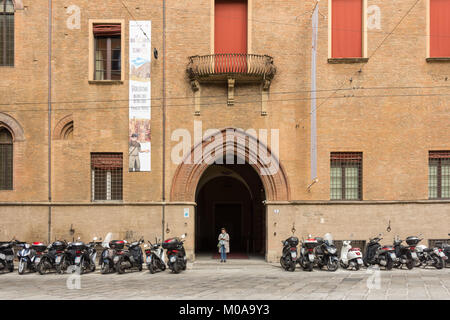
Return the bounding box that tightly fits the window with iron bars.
[91,153,123,201]
[429,151,450,199]
[0,0,14,66]
[330,152,362,200]
[0,127,13,190]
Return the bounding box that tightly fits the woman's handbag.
[218,239,225,247]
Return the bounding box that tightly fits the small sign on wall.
[274,209,280,214]
[183,208,189,218]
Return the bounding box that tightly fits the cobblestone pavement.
[0,258,449,300]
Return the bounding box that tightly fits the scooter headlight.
[327,247,336,254]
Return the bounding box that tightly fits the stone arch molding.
[53,114,73,140]
[170,127,290,202]
[0,112,25,142]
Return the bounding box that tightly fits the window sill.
[91,200,123,203]
[88,80,124,85]
[426,57,450,62]
[328,58,369,64]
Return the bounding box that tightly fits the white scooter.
[339,240,364,270]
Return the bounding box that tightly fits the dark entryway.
[195,158,266,256]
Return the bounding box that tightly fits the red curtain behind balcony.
[215,0,247,73]
[430,0,450,58]
[332,0,362,58]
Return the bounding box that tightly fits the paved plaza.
[0,257,449,300]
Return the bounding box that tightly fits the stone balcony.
[186,53,276,110]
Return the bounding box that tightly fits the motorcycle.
[35,240,69,275]
[314,233,339,271]
[280,236,299,272]
[0,239,18,273]
[299,236,318,271]
[393,236,420,270]
[339,240,363,270]
[416,241,446,269]
[435,234,450,268]
[116,238,144,274]
[65,237,98,274]
[99,239,124,274]
[162,234,187,274]
[363,233,398,270]
[17,242,47,274]
[144,239,166,274]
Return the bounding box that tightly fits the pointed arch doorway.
[170,128,290,259]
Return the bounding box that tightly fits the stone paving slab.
[0,261,449,300]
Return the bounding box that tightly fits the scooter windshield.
[323,233,334,245]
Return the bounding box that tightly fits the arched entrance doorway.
[170,128,290,260]
[195,157,266,256]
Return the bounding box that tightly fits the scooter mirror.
[77,237,81,240]
[144,244,148,248]
[93,237,97,241]
[181,234,186,239]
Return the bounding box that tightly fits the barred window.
[0,0,14,66]
[429,151,450,199]
[93,24,121,80]
[330,152,362,200]
[0,127,13,190]
[91,153,123,201]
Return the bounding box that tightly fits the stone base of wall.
[1,201,448,264]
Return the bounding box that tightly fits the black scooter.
[99,240,124,274]
[314,236,339,271]
[393,236,420,270]
[116,239,144,274]
[162,234,187,274]
[144,239,166,274]
[364,234,397,270]
[435,234,450,268]
[0,239,18,273]
[280,236,298,272]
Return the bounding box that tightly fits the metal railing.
[187,53,276,80]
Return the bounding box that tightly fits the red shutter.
[214,0,247,54]
[91,153,123,170]
[430,0,450,57]
[429,151,450,159]
[93,24,121,37]
[332,0,362,58]
[331,152,362,161]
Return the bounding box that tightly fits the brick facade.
[0,0,449,262]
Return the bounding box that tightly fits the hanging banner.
[310,4,318,181]
[129,20,151,172]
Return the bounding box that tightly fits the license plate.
[357,258,363,264]
[34,257,40,263]
[291,252,297,258]
[146,256,152,263]
[411,252,417,259]
[55,256,61,263]
[0,253,5,260]
[439,252,445,257]
[75,257,81,264]
[170,256,176,263]
[390,253,396,259]
[113,256,119,263]
[308,254,315,262]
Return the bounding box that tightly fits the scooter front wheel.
[101,263,109,274]
[117,262,126,274]
[171,262,181,274]
[327,260,338,272]
[18,260,25,275]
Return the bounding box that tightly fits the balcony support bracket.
[191,80,201,116]
[227,78,235,106]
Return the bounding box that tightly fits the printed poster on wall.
[129,20,151,172]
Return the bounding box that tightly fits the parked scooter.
[363,233,397,270]
[99,240,124,274]
[435,234,450,268]
[416,240,446,269]
[65,237,98,274]
[116,238,144,274]
[0,239,19,273]
[299,236,318,271]
[314,233,339,271]
[37,240,72,275]
[162,234,187,274]
[393,235,420,270]
[280,236,299,272]
[339,240,363,270]
[144,239,166,274]
[17,242,47,274]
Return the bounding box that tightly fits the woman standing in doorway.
[218,228,230,262]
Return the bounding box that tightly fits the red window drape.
[332,0,362,58]
[93,24,121,37]
[430,0,450,57]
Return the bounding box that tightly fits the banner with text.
[129,20,151,172]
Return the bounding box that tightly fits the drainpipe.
[161,0,166,242]
[47,0,52,243]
